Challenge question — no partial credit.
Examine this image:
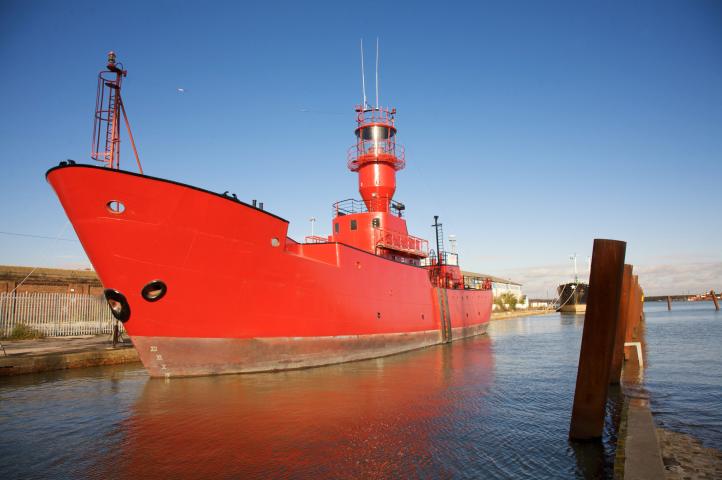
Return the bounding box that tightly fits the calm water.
[0,306,716,479]
[642,301,722,447]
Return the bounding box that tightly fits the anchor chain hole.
[142,280,167,302]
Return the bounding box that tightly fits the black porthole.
[142,280,167,302]
[104,289,131,322]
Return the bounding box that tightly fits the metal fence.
[0,292,123,337]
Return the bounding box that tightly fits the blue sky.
[1,0,720,296]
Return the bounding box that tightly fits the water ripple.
[0,316,631,479]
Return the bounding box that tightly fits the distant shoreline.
[490,309,555,321]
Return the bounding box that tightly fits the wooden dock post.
[570,239,626,441]
[667,295,672,311]
[712,290,720,311]
[610,264,633,385]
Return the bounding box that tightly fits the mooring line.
[8,221,73,295]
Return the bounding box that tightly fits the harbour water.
[0,305,719,479]
[642,302,722,448]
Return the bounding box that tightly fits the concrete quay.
[0,335,139,376]
[617,386,722,479]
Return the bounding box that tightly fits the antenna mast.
[375,38,379,109]
[360,40,367,109]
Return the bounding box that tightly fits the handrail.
[304,235,328,244]
[354,105,396,125]
[373,227,428,258]
[463,275,493,291]
[347,142,405,171]
[332,198,406,218]
[420,251,459,267]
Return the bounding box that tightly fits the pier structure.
[567,240,667,478]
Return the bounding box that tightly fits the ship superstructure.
[46,53,492,377]
[556,253,589,313]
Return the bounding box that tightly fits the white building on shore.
[462,271,528,310]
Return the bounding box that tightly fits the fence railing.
[333,198,406,218]
[373,227,429,258]
[0,292,122,337]
[420,251,459,267]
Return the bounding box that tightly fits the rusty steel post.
[610,264,633,385]
[570,239,626,441]
[635,278,643,329]
[625,275,640,343]
[712,290,720,311]
[667,295,672,311]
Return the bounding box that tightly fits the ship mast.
[347,42,404,213]
[570,253,578,284]
[91,51,143,173]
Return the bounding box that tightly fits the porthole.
[376,312,381,319]
[271,237,280,247]
[142,280,167,302]
[106,200,125,214]
[104,289,130,322]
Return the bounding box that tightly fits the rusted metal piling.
[623,276,645,366]
[712,290,720,311]
[625,276,641,343]
[569,239,626,441]
[667,295,671,311]
[610,264,633,385]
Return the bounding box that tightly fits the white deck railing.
[0,292,123,337]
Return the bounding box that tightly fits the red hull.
[47,165,492,377]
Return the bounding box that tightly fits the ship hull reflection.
[112,337,494,479]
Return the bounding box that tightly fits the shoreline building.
[462,271,527,310]
[0,265,103,295]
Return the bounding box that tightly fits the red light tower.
[325,42,428,262]
[347,106,405,213]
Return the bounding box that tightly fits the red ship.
[46,52,492,378]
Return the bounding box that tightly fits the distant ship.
[46,52,493,378]
[556,254,588,314]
